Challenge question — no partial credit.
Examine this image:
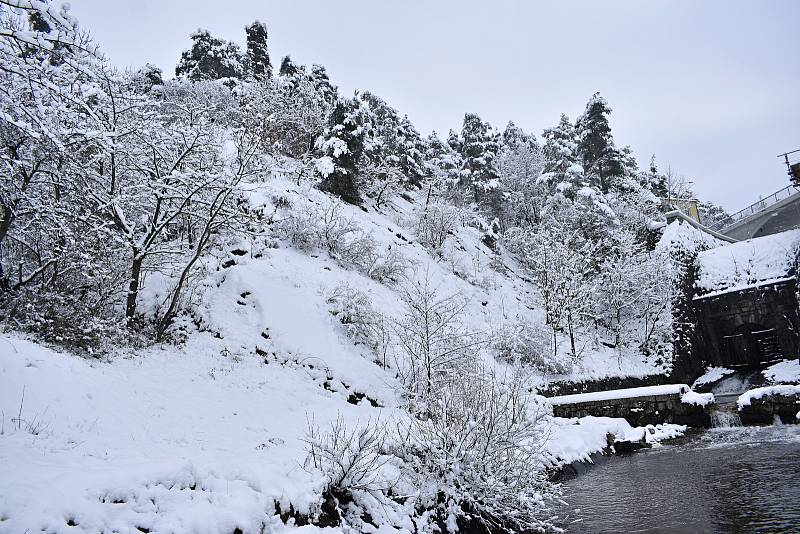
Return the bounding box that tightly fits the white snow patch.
[692,366,734,388]
[762,359,800,384]
[543,416,686,466]
[737,385,800,408]
[546,384,691,406]
[680,390,715,407]
[695,229,800,295]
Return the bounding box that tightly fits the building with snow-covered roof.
[692,229,800,369]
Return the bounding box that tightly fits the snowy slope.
[0,175,668,532]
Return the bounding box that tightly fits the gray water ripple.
[560,425,800,533]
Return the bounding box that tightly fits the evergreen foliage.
[175,29,245,80]
[317,97,374,204]
[576,92,619,193]
[245,20,272,80]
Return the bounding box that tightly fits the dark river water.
[560,425,800,533]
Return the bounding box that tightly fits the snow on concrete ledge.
[680,390,715,407]
[695,229,800,297]
[547,384,691,406]
[737,385,800,408]
[692,366,734,388]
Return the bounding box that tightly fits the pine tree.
[175,29,245,80]
[309,64,338,106]
[245,21,272,80]
[447,129,462,153]
[643,155,668,198]
[459,113,500,203]
[318,96,374,204]
[361,92,426,187]
[541,114,580,184]
[502,120,527,148]
[135,63,163,91]
[279,55,302,77]
[424,131,461,189]
[575,92,617,193]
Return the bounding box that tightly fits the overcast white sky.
[67,0,799,212]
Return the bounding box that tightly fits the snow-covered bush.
[395,368,558,533]
[363,247,414,286]
[304,415,391,494]
[280,200,373,258]
[413,202,461,253]
[280,199,412,284]
[390,277,483,403]
[492,318,572,374]
[325,282,378,348]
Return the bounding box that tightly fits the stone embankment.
[737,385,800,425]
[548,384,714,427]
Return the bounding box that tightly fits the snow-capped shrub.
[395,368,559,533]
[413,202,461,253]
[363,247,413,286]
[325,282,379,348]
[1,289,122,354]
[280,199,411,285]
[304,415,390,494]
[492,319,572,374]
[280,200,376,261]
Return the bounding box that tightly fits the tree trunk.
[0,203,15,246]
[126,255,143,322]
[568,308,576,356]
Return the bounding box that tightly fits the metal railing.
[725,184,800,226]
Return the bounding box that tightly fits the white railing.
[725,184,800,227]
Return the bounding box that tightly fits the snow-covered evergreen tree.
[458,113,501,205]
[576,92,619,193]
[244,20,272,80]
[540,114,582,191]
[175,29,245,80]
[317,96,375,204]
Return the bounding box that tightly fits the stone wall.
[739,393,800,425]
[692,280,799,369]
[551,394,710,428]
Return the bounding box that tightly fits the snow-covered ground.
[0,333,390,533]
[0,334,682,533]
[0,176,672,532]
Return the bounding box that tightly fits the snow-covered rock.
[762,359,800,384]
[680,390,715,407]
[543,416,686,467]
[692,366,734,388]
[737,385,800,408]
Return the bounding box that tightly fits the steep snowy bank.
[1,175,671,532]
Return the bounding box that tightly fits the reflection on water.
[560,425,800,533]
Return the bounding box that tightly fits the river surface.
[560,425,800,533]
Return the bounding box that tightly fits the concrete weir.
[547,384,713,428]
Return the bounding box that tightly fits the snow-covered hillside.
[1,175,669,533]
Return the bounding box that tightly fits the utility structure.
[780,148,800,185]
[717,148,800,240]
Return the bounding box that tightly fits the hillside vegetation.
[0,3,727,533]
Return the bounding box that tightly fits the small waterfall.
[711,410,742,428]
